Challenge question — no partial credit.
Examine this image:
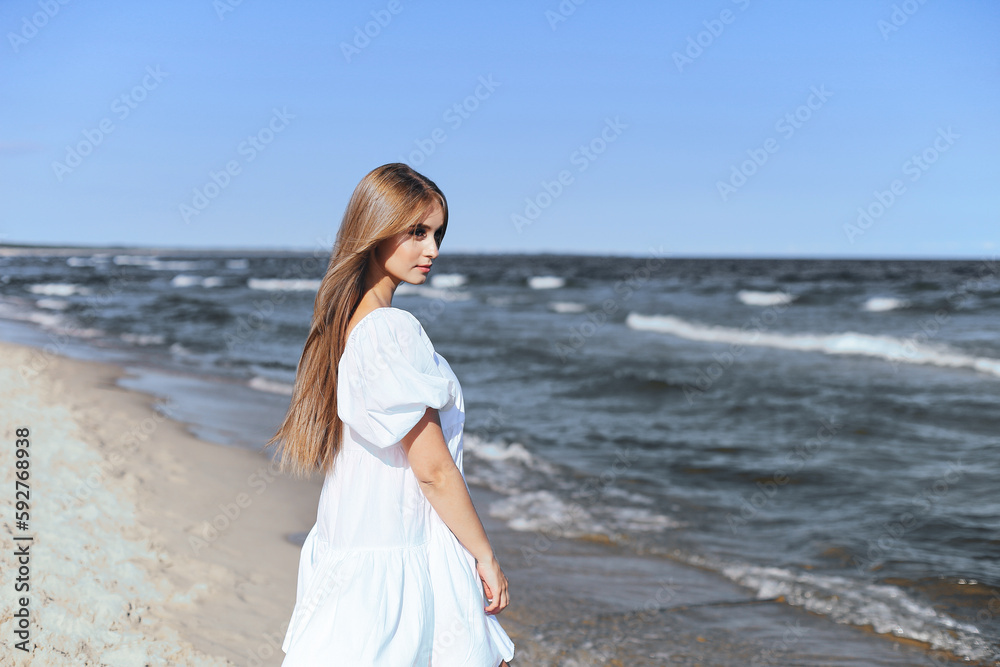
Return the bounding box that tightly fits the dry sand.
[0,339,321,665]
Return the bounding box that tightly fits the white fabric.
[281,307,515,666]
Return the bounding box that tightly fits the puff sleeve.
[337,309,455,449]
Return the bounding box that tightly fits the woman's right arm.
[400,406,509,615]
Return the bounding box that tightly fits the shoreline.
[0,333,971,665]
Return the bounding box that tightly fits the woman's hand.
[476,553,509,615]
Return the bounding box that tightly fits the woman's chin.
[402,273,429,286]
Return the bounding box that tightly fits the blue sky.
[1,0,997,258]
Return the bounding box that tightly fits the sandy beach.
[0,331,972,666]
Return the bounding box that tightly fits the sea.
[1,247,997,665]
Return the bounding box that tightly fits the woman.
[267,163,515,666]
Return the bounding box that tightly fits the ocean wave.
[120,333,166,346]
[247,278,321,292]
[248,376,294,396]
[528,276,565,290]
[66,255,110,267]
[863,296,909,312]
[626,312,1000,379]
[36,298,70,310]
[113,255,207,271]
[713,560,996,664]
[429,273,467,288]
[169,342,193,357]
[549,301,587,313]
[464,435,679,543]
[28,283,91,297]
[394,283,472,301]
[225,259,249,270]
[465,439,541,467]
[488,490,679,538]
[171,275,224,288]
[737,290,795,306]
[0,303,102,338]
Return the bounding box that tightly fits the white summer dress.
[280,307,515,666]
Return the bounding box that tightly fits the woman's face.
[377,202,444,285]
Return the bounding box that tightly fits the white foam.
[549,301,587,313]
[52,325,103,338]
[24,311,64,328]
[626,312,1000,379]
[29,283,91,296]
[489,490,606,535]
[226,259,249,270]
[395,283,472,301]
[863,297,909,312]
[248,376,294,396]
[171,275,224,288]
[169,342,193,357]
[171,275,201,288]
[113,255,157,266]
[112,255,206,271]
[247,278,321,292]
[66,255,109,267]
[528,276,565,290]
[719,561,995,663]
[151,260,202,271]
[465,439,538,466]
[430,273,467,288]
[488,490,678,538]
[737,290,795,306]
[120,333,166,346]
[36,298,70,310]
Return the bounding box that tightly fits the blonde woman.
[269,163,514,666]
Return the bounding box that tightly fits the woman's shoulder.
[350,306,421,334]
[345,307,433,357]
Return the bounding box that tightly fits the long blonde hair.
[265,163,448,477]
